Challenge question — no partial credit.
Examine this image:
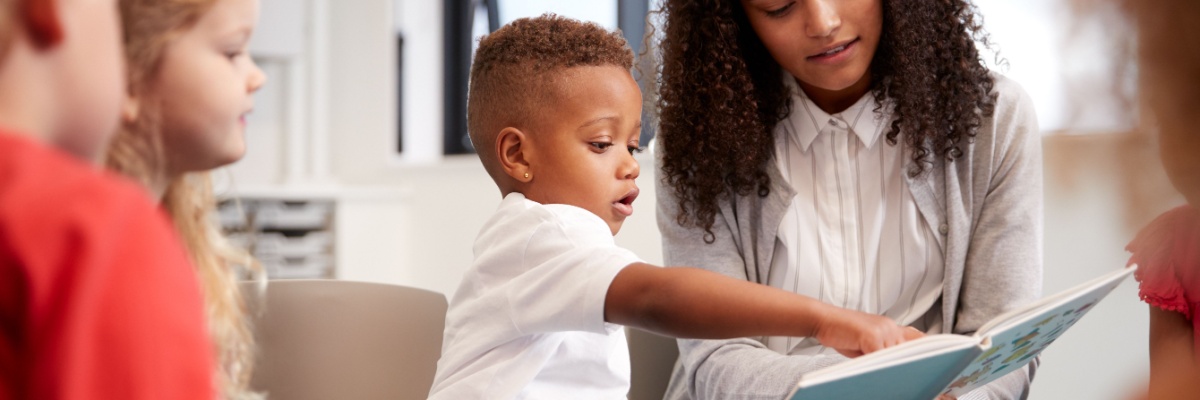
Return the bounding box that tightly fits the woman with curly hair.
[653,1,1042,399]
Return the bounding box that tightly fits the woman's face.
[740,0,883,95]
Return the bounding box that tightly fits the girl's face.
[1158,117,1200,207]
[1138,3,1200,208]
[154,0,265,175]
[740,0,882,99]
[1146,68,1200,208]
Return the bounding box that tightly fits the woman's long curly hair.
[655,0,997,241]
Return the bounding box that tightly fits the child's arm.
[605,263,923,357]
[1147,306,1197,398]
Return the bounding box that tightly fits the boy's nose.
[622,154,640,180]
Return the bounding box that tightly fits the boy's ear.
[496,127,533,183]
[22,0,65,47]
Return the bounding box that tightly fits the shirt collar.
[781,71,887,152]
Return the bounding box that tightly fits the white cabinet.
[217,196,336,279]
[216,187,409,281]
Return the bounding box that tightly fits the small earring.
[523,172,531,180]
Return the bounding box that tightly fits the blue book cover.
[789,335,981,400]
[788,266,1136,400]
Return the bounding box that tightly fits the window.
[441,0,652,155]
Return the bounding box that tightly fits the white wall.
[973,0,1135,133]
[327,0,397,181]
[1034,137,1160,399]
[337,155,664,297]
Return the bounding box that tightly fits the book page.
[943,267,1136,396]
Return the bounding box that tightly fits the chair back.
[627,327,680,400]
[245,279,448,400]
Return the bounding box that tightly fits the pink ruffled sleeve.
[1127,205,1200,320]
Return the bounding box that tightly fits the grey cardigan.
[655,73,1044,400]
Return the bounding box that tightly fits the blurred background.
[221,1,1175,399]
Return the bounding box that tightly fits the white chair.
[244,279,447,400]
[627,327,680,400]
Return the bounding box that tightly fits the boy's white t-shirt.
[428,192,643,400]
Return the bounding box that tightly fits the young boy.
[429,15,922,399]
[0,0,214,398]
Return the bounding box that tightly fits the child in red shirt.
[1119,1,1200,399]
[0,0,214,398]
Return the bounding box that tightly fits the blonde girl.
[106,0,266,398]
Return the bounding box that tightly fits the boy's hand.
[812,308,923,358]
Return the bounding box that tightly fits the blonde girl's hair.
[107,1,264,399]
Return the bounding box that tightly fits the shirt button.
[939,224,949,235]
[828,118,838,126]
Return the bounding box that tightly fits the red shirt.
[1127,204,1200,357]
[0,134,214,399]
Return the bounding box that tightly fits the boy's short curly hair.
[467,13,633,185]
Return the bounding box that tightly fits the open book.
[788,266,1137,400]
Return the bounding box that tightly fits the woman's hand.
[812,308,924,357]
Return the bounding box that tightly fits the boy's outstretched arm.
[604,263,923,357]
